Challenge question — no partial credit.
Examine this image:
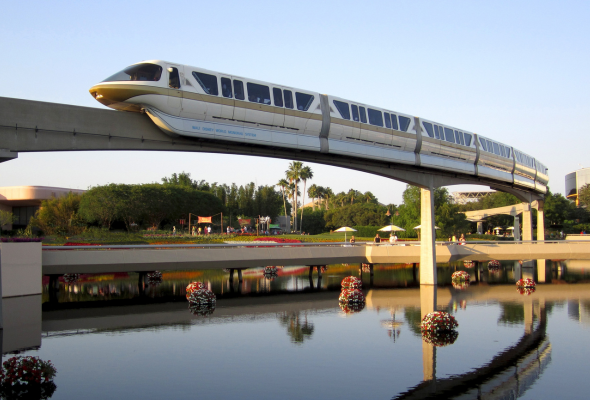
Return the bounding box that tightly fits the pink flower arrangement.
[253,237,302,243]
[189,303,216,316]
[187,288,216,305]
[339,301,365,314]
[516,278,536,288]
[339,289,365,304]
[488,260,501,269]
[186,281,206,299]
[421,311,459,332]
[451,271,470,281]
[341,276,362,290]
[1,356,56,386]
[517,287,536,296]
[452,281,470,290]
[463,260,474,268]
[147,271,163,285]
[421,330,459,347]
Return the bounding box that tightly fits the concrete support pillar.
[237,269,243,283]
[420,284,437,383]
[522,203,533,241]
[537,259,546,283]
[536,200,545,241]
[420,187,437,285]
[477,221,483,234]
[513,216,521,241]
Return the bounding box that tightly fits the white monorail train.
[90,60,548,193]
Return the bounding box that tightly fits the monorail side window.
[192,72,218,95]
[391,114,399,130]
[464,133,472,146]
[500,146,506,157]
[455,130,464,145]
[102,63,163,82]
[487,140,494,153]
[221,78,232,98]
[505,147,511,158]
[423,122,434,138]
[399,116,411,132]
[368,109,384,127]
[492,142,500,155]
[479,137,486,151]
[233,80,245,100]
[384,113,392,128]
[334,100,351,120]
[359,107,367,123]
[443,127,455,143]
[284,90,294,109]
[247,83,271,105]
[273,88,284,107]
[296,92,314,111]
[351,105,360,122]
[169,67,181,89]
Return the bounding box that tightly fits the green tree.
[578,184,590,208]
[276,179,289,216]
[286,161,304,231]
[30,192,85,236]
[301,209,326,234]
[308,184,319,211]
[79,184,124,229]
[0,210,16,234]
[162,171,209,191]
[299,166,313,233]
[324,202,389,229]
[543,190,574,227]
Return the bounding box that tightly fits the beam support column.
[522,203,533,241]
[420,187,437,285]
[476,221,483,234]
[513,215,521,241]
[536,200,545,241]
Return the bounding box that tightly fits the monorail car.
[89,60,548,193]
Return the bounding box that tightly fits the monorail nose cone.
[89,84,114,107]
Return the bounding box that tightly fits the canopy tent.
[334,226,357,242]
[413,225,441,230]
[378,225,405,232]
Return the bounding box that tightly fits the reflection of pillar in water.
[524,299,534,335]
[412,263,417,284]
[1,295,42,354]
[537,259,546,283]
[522,260,535,281]
[420,285,437,383]
[514,261,522,281]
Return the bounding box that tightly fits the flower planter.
[341,276,362,290]
[451,271,470,281]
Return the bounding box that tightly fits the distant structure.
[565,168,590,206]
[0,186,85,230]
[452,190,495,205]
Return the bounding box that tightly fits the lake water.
[3,259,590,399]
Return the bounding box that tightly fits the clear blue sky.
[1,0,588,204]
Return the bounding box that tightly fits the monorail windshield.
[102,63,162,82]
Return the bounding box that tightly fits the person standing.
[374,234,381,244]
[207,225,212,235]
[198,226,202,236]
[173,226,176,236]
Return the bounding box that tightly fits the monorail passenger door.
[167,64,183,116]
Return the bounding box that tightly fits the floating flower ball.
[189,303,216,316]
[320,266,327,273]
[451,271,470,281]
[1,356,56,386]
[488,260,501,268]
[264,266,278,274]
[339,301,365,314]
[341,276,362,290]
[516,278,536,288]
[338,289,365,304]
[187,288,216,305]
[463,260,475,268]
[186,281,206,299]
[517,287,536,296]
[421,311,459,332]
[452,281,470,290]
[421,330,459,347]
[63,273,80,284]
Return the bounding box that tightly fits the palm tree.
[347,189,357,205]
[286,182,300,232]
[276,179,289,216]
[299,166,313,233]
[323,187,334,210]
[286,161,303,232]
[308,184,319,211]
[364,191,376,203]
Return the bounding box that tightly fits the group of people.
[188,225,212,236]
[447,234,466,244]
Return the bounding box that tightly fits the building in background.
[565,168,590,206]
[0,186,85,230]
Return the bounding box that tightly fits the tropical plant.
[30,192,85,236]
[277,179,289,216]
[0,210,16,234]
[308,184,319,211]
[286,161,304,231]
[299,165,313,233]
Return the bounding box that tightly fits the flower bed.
[517,287,536,296]
[147,271,163,285]
[187,288,216,305]
[421,311,459,332]
[516,278,536,288]
[338,289,365,304]
[452,281,470,290]
[451,271,470,281]
[421,330,459,347]
[253,237,302,244]
[64,242,100,246]
[186,281,206,299]
[341,276,362,290]
[63,273,80,284]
